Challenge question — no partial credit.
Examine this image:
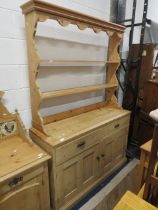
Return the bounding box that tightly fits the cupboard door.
[0,183,41,210]
[100,128,128,175]
[80,145,100,188]
[112,128,128,163]
[56,156,81,208]
[100,136,113,174]
[56,144,99,208]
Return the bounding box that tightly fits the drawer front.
[98,115,130,139]
[55,115,130,165]
[56,131,101,166]
[0,165,44,196]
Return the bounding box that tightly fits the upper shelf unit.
[21,0,125,135]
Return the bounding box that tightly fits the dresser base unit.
[30,106,130,210]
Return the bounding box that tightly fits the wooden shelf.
[41,83,117,100]
[40,60,120,67]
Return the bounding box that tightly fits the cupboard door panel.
[101,137,113,173]
[112,128,128,162]
[81,145,99,187]
[56,145,99,208]
[64,162,78,196]
[100,128,128,175]
[0,183,41,210]
[56,157,80,207]
[83,152,94,183]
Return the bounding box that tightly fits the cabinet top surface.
[0,136,50,181]
[36,107,130,147]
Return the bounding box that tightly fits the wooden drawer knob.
[96,156,100,161]
[8,176,23,188]
[114,123,120,128]
[77,141,85,148]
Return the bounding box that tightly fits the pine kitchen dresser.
[21,1,131,209]
[0,91,51,210]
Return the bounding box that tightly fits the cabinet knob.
[96,156,100,161]
[101,154,105,158]
[8,176,23,188]
[77,141,85,148]
[114,123,120,128]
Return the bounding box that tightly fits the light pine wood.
[40,59,120,67]
[0,91,9,115]
[100,128,128,176]
[56,145,99,209]
[0,136,49,179]
[0,92,51,210]
[41,84,117,100]
[55,131,100,166]
[113,191,158,210]
[0,183,41,210]
[21,0,125,33]
[138,184,145,199]
[21,0,125,133]
[43,107,130,146]
[43,102,107,124]
[21,1,130,209]
[0,165,50,210]
[30,110,130,210]
[138,140,152,191]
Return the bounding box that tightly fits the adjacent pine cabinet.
[0,164,49,210]
[0,91,51,210]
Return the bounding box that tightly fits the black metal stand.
[116,0,149,151]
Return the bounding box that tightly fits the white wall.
[122,0,158,55]
[0,0,110,130]
[148,0,158,22]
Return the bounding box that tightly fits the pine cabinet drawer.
[98,115,130,138]
[55,131,100,166]
[0,165,44,196]
[55,115,130,165]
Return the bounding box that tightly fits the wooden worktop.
[31,107,130,147]
[0,136,50,182]
[114,191,157,210]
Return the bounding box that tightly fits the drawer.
[55,115,130,165]
[0,165,44,196]
[98,115,130,138]
[55,131,101,165]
